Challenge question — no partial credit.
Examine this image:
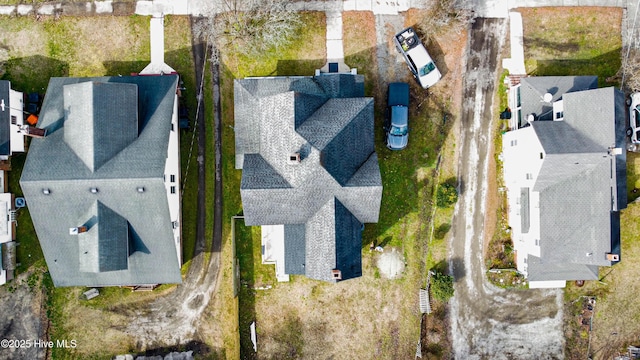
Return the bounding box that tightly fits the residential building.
[502,76,627,288]
[0,170,17,285]
[20,75,182,287]
[234,73,383,282]
[0,80,26,161]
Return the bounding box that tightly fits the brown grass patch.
[72,16,150,76]
[563,200,640,359]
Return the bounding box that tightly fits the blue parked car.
[385,82,410,150]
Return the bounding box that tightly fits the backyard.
[518,7,640,360]
[221,10,467,359]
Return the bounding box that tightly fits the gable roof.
[20,75,181,287]
[513,81,627,282]
[527,254,599,282]
[519,76,597,121]
[78,201,130,273]
[235,74,382,282]
[63,82,139,172]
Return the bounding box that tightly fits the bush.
[431,270,454,301]
[436,182,458,208]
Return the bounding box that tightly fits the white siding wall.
[502,126,545,277]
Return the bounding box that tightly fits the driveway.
[448,18,565,359]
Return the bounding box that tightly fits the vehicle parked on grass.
[394,27,441,89]
[385,82,410,150]
[628,92,640,144]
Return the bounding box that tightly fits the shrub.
[436,182,458,208]
[431,270,454,301]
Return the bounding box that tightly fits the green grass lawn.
[224,10,464,359]
[219,12,326,359]
[0,15,201,359]
[1,15,198,277]
[521,7,622,87]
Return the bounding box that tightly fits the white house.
[502,76,627,288]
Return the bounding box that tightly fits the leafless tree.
[193,0,301,57]
[417,0,475,39]
[617,47,640,93]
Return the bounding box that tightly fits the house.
[0,80,26,161]
[502,76,627,288]
[20,75,182,287]
[0,171,17,285]
[234,73,383,282]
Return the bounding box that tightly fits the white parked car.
[394,27,442,89]
[628,92,640,143]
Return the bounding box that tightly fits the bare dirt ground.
[448,18,565,359]
[0,271,47,360]
[377,248,405,279]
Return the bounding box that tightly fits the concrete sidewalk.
[502,11,526,75]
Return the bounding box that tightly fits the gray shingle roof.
[78,201,129,273]
[235,74,381,282]
[0,81,10,156]
[519,76,597,121]
[522,83,627,282]
[284,224,306,275]
[303,197,362,282]
[527,254,599,282]
[538,159,613,266]
[63,82,138,172]
[20,75,181,287]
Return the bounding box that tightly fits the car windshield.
[390,125,408,136]
[419,61,436,76]
[635,106,640,128]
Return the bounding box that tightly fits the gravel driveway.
[448,18,565,360]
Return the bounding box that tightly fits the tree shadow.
[2,55,68,93]
[268,310,305,359]
[234,218,258,360]
[424,36,450,80]
[431,257,465,282]
[134,340,222,359]
[434,223,451,240]
[531,48,622,88]
[276,59,327,77]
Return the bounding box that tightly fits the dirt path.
[120,19,223,349]
[0,272,47,360]
[374,14,406,82]
[448,18,564,359]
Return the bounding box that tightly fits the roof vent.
[331,269,342,280]
[289,152,301,164]
[137,187,145,193]
[608,147,622,156]
[527,114,535,123]
[42,188,51,195]
[542,92,553,103]
[90,187,98,194]
[69,226,88,235]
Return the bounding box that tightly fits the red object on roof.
[26,114,38,126]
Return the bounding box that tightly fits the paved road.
[449,18,565,359]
